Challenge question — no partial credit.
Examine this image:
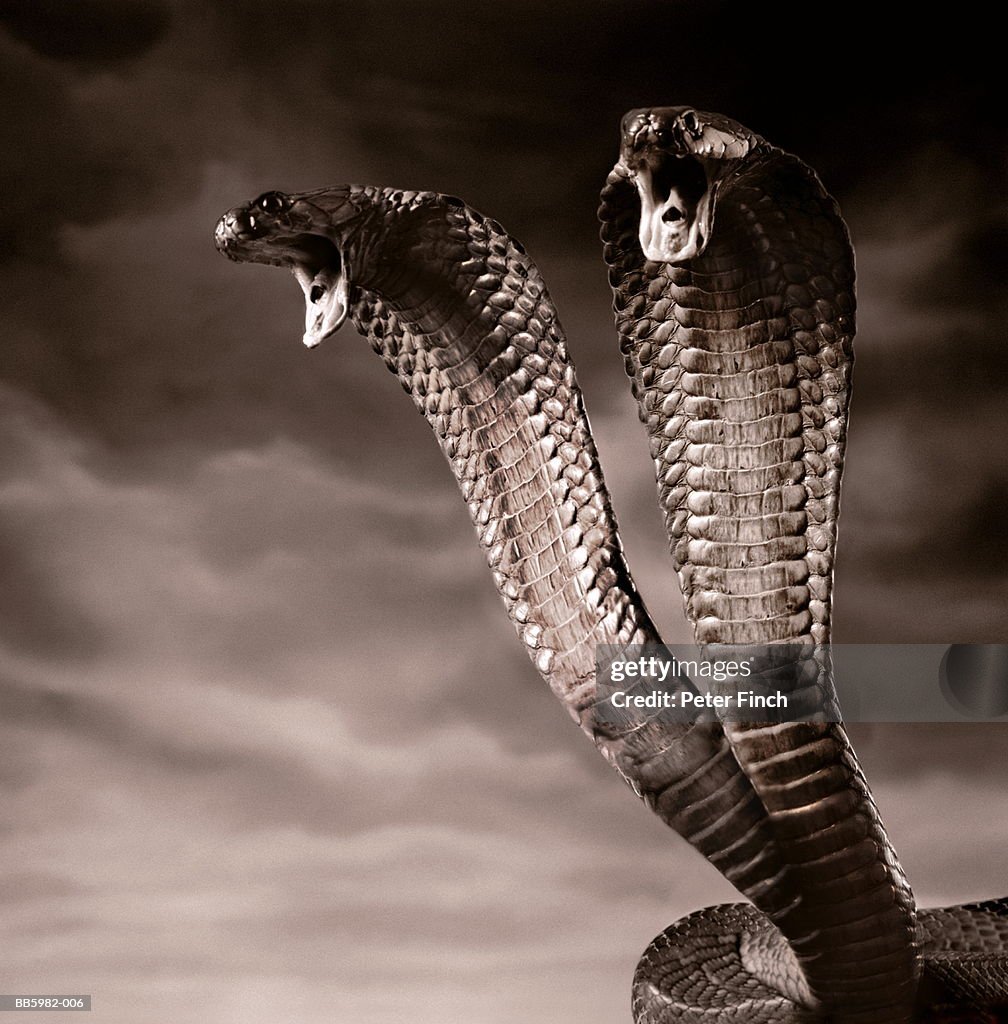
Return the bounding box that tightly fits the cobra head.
[618,106,759,261]
[214,187,360,348]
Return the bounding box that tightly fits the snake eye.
[255,191,290,215]
[681,110,703,139]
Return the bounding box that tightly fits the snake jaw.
[293,259,350,348]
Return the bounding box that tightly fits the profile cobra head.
[617,106,760,261]
[214,186,362,348]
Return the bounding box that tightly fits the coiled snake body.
[215,108,1007,1022]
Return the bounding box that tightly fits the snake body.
[599,107,920,1020]
[214,109,1007,1021]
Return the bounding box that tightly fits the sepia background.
[1,2,1004,1021]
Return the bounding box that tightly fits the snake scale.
[215,107,1008,1021]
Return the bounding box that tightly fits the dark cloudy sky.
[0,3,1005,1022]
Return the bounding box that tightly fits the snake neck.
[602,151,854,650]
[348,192,663,721]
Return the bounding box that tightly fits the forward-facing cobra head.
[617,106,761,262]
[215,187,362,348]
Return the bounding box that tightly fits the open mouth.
[282,234,349,348]
[633,153,713,262]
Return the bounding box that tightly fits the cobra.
[215,107,1007,1022]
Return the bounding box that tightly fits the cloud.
[0,390,731,1024]
[0,0,170,64]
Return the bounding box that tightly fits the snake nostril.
[229,209,259,238]
[221,212,247,238]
